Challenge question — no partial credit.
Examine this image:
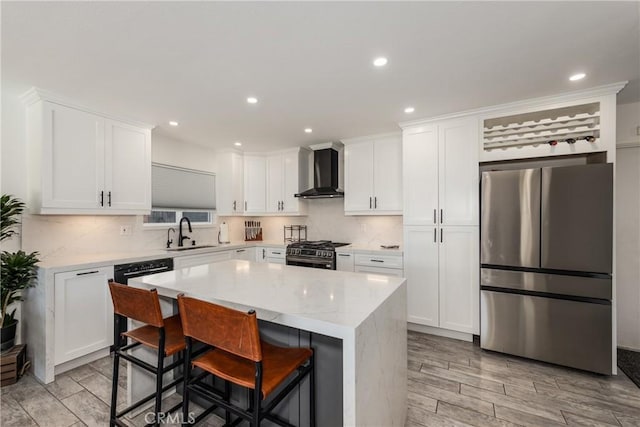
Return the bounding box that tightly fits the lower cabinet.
[256,246,286,264]
[353,253,403,277]
[336,251,355,272]
[403,225,479,334]
[231,247,256,261]
[54,266,114,365]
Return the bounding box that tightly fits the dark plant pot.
[1,320,18,351]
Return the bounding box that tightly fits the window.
[144,163,217,227]
[143,209,215,226]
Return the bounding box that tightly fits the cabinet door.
[232,247,255,261]
[244,155,266,213]
[266,154,283,213]
[438,118,479,226]
[403,126,439,225]
[42,102,105,210]
[216,152,244,215]
[54,266,114,364]
[373,136,403,212]
[105,120,151,212]
[336,252,355,272]
[344,142,374,212]
[232,153,245,214]
[438,226,479,334]
[282,150,301,213]
[403,226,439,326]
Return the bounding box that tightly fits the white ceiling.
[2,1,639,152]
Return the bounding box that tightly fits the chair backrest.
[108,281,164,328]
[177,295,262,362]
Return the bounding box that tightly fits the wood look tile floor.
[2,331,640,426]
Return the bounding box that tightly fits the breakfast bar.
[129,259,407,427]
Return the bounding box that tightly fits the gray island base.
[129,260,407,426]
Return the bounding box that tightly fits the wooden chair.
[108,281,186,427]
[177,294,315,426]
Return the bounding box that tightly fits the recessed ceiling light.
[304,128,313,133]
[234,142,242,147]
[247,97,258,104]
[404,107,415,114]
[373,57,388,67]
[169,121,179,126]
[569,73,586,81]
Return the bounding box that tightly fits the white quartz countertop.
[36,241,286,271]
[130,259,406,338]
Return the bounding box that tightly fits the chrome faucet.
[166,227,175,248]
[178,217,192,247]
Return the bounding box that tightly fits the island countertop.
[131,259,405,338]
[130,259,408,427]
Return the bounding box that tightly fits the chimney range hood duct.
[295,148,344,199]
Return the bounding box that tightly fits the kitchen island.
[129,259,407,427]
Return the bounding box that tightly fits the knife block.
[244,227,263,241]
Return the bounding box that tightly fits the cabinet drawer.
[174,252,231,269]
[265,248,285,259]
[354,254,403,269]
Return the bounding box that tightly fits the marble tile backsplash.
[22,198,403,260]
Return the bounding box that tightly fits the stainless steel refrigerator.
[480,163,613,374]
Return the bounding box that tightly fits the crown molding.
[340,131,402,145]
[20,87,156,130]
[399,81,628,129]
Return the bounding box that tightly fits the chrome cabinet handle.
[338,253,350,257]
[245,201,247,210]
[369,197,372,209]
[108,191,112,207]
[236,249,245,253]
[440,209,443,224]
[77,270,99,276]
[440,228,443,243]
[100,191,104,207]
[433,209,436,224]
[370,259,384,263]
[374,197,377,209]
[233,200,236,211]
[433,228,436,242]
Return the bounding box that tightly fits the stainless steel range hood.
[295,148,344,199]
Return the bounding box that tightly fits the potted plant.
[1,195,39,351]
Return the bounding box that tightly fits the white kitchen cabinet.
[336,251,355,272]
[403,225,479,334]
[353,253,403,277]
[343,134,402,215]
[402,117,479,226]
[266,148,309,215]
[256,246,286,264]
[244,155,267,214]
[231,247,255,261]
[216,151,244,216]
[25,91,152,215]
[54,266,114,365]
[174,251,232,269]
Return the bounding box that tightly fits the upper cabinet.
[216,151,244,216]
[403,117,479,226]
[266,148,309,214]
[24,89,152,215]
[343,133,402,215]
[243,155,267,214]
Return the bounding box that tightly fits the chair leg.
[110,349,120,426]
[224,380,231,425]
[310,353,315,427]
[182,344,191,427]
[252,389,261,427]
[154,334,166,427]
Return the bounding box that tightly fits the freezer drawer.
[481,168,540,268]
[480,290,612,374]
[481,268,611,300]
[541,163,613,274]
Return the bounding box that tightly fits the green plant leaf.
[1,194,25,242]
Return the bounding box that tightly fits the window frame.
[143,208,217,229]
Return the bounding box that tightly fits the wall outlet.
[120,225,132,236]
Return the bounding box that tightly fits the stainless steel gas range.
[286,240,350,270]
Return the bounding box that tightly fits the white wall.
[616,101,640,350]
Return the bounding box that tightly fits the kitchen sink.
[166,245,217,252]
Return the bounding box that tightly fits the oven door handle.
[286,256,333,265]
